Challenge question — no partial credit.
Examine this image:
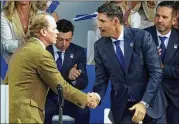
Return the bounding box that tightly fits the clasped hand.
[86,92,100,109]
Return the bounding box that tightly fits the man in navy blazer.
[45,19,90,124]
[145,1,179,124]
[93,2,167,124]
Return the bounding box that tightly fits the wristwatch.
[140,101,149,108]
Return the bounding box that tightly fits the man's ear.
[114,17,120,25]
[40,28,47,37]
[172,17,177,26]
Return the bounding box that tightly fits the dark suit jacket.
[93,27,164,123]
[47,43,88,90]
[145,26,179,109]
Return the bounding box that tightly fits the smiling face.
[155,6,176,34]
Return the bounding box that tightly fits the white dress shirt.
[52,45,65,65]
[156,29,171,48]
[111,25,125,56]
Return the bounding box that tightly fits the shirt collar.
[156,29,171,39]
[33,37,46,49]
[52,45,65,53]
[111,25,124,42]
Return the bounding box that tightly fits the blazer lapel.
[46,45,55,59]
[163,29,178,64]
[103,38,125,75]
[124,27,135,75]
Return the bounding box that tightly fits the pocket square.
[130,43,134,47]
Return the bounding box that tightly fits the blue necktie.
[56,51,62,71]
[159,36,167,62]
[114,40,125,72]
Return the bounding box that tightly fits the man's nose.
[158,16,163,23]
[97,21,101,28]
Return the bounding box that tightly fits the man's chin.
[156,27,165,32]
[52,41,56,44]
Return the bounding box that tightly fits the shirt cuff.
[71,80,77,85]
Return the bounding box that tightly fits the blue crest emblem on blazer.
[70,54,74,58]
[174,44,178,49]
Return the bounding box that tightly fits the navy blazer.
[46,43,88,90]
[93,27,164,123]
[145,26,179,109]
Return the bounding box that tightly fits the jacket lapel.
[103,38,125,75]
[46,45,55,59]
[124,27,135,75]
[163,29,178,64]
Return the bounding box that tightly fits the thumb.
[73,64,77,69]
[129,105,136,111]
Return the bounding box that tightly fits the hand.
[158,48,162,56]
[68,64,82,80]
[86,92,100,109]
[129,102,146,123]
[147,1,156,9]
[161,64,164,68]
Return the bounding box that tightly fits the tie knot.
[57,51,62,56]
[159,36,167,42]
[114,40,120,46]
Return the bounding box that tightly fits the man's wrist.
[140,101,149,108]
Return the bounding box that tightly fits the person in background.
[111,1,141,28]
[93,2,167,124]
[4,13,99,123]
[1,1,39,63]
[173,1,179,30]
[36,1,59,22]
[145,1,179,124]
[45,19,90,124]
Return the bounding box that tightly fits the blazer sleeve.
[1,12,19,53]
[74,48,88,90]
[37,51,87,109]
[141,31,163,105]
[93,42,109,100]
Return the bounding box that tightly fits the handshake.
[86,92,101,109]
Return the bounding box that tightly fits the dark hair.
[174,1,179,10]
[97,2,124,24]
[157,1,176,17]
[56,19,74,35]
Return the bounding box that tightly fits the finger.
[140,111,145,122]
[71,75,76,80]
[134,112,142,123]
[74,70,81,76]
[73,64,77,69]
[129,105,136,111]
[73,73,79,78]
[132,110,139,122]
[78,69,82,73]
